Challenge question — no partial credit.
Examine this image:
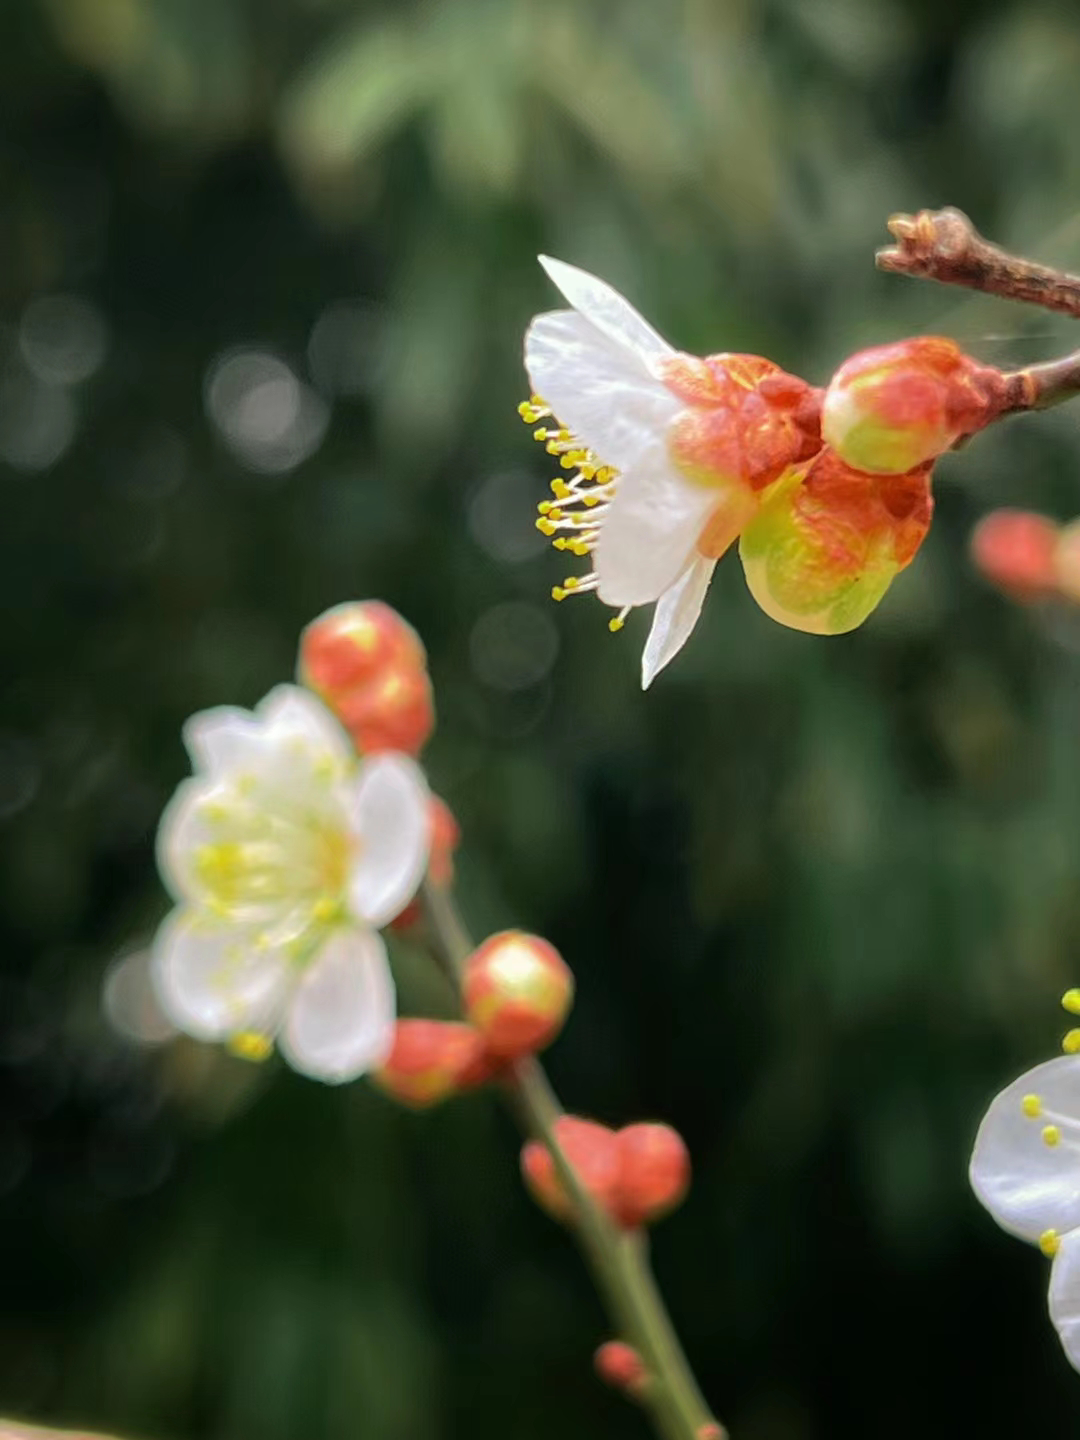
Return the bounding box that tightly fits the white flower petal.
[1050,1228,1080,1371]
[256,685,354,766]
[969,1055,1080,1244]
[641,556,716,690]
[525,310,681,474]
[183,707,263,776]
[347,753,430,926]
[156,778,216,903]
[281,927,395,1083]
[537,257,673,363]
[594,449,715,608]
[151,907,289,1040]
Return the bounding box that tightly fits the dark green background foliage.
[3,1,1080,1436]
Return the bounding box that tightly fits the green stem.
[419,880,725,1440]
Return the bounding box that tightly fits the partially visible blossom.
[523,258,821,685]
[823,337,1008,475]
[738,448,933,634]
[463,930,574,1059]
[299,601,434,754]
[970,992,1080,1370]
[614,1123,691,1228]
[153,685,430,1083]
[373,1019,487,1108]
[971,509,1060,601]
[522,1116,622,1222]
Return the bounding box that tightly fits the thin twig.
[877,207,1080,318]
[419,880,724,1440]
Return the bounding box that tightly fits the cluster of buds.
[970,508,1080,606]
[299,600,435,755]
[375,930,574,1107]
[522,1115,691,1230]
[524,260,1018,681]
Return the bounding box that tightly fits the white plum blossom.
[970,1039,1080,1369]
[153,685,430,1083]
[523,257,713,688]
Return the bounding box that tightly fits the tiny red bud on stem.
[594,1340,649,1395]
[373,1020,487,1109]
[521,1116,621,1222]
[464,931,574,1059]
[971,509,1060,600]
[615,1123,692,1228]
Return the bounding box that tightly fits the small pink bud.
[463,931,574,1059]
[372,1020,486,1109]
[594,1340,649,1395]
[970,509,1060,600]
[823,337,1007,475]
[614,1123,691,1228]
[298,602,435,755]
[521,1116,621,1222]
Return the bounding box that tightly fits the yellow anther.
[563,575,579,590]
[569,540,590,557]
[1043,1124,1062,1147]
[1040,1229,1061,1257]
[560,449,588,469]
[533,427,549,441]
[595,466,617,484]
[579,464,596,480]
[1063,989,1080,1016]
[312,896,342,924]
[1065,1029,1080,1055]
[553,537,567,550]
[552,586,567,601]
[608,615,625,633]
[547,507,563,522]
[228,1031,273,1063]
[551,479,571,499]
[1022,1094,1043,1118]
[582,491,602,508]
[536,517,556,536]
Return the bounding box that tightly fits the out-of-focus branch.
[420,880,724,1440]
[877,207,1080,318]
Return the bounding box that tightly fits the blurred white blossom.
[153,686,429,1082]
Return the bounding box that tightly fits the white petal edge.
[256,684,354,766]
[537,257,674,364]
[525,311,681,476]
[281,926,396,1083]
[594,444,715,608]
[969,1055,1080,1244]
[641,556,716,689]
[156,777,217,903]
[183,706,263,776]
[347,753,431,927]
[151,907,289,1040]
[1050,1228,1080,1371]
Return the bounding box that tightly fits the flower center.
[520,396,630,633]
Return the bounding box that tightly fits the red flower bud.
[463,931,574,1059]
[300,601,425,695]
[299,602,435,755]
[335,661,435,756]
[971,509,1060,600]
[372,1020,486,1108]
[594,1341,649,1395]
[614,1123,691,1228]
[521,1116,621,1222]
[823,337,1007,475]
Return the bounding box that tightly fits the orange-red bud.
[372,1019,486,1108]
[823,337,1007,475]
[521,1116,621,1222]
[594,1341,649,1395]
[614,1123,691,1228]
[970,509,1060,601]
[298,601,435,755]
[463,931,574,1059]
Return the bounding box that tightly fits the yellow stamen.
[1063,989,1080,1016]
[1064,1029,1080,1055]
[1041,1229,1061,1257]
[608,616,625,633]
[1022,1094,1043,1118]
[228,1031,274,1063]
[1043,1124,1062,1147]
